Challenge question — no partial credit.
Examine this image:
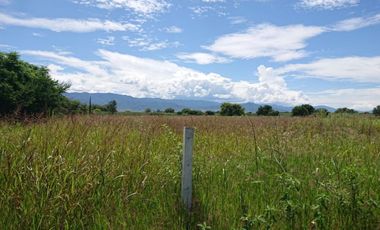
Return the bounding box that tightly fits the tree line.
[1,51,379,118]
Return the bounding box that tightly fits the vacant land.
[0,115,379,229]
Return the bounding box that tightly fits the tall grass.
[0,115,379,229]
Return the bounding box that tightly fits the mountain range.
[65,93,336,113]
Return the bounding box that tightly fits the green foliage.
[372,105,380,116]
[106,100,117,114]
[180,108,204,115]
[335,107,357,114]
[205,110,215,116]
[144,108,152,113]
[164,108,175,113]
[315,108,329,117]
[256,105,279,116]
[0,51,69,116]
[220,102,245,116]
[292,104,315,116]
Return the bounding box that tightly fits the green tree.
[373,105,380,116]
[106,100,117,114]
[335,107,357,114]
[205,110,215,115]
[164,108,175,113]
[292,104,315,116]
[256,105,279,116]
[144,108,151,113]
[220,103,245,116]
[0,51,69,116]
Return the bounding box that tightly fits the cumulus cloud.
[73,0,170,16]
[277,56,380,83]
[176,52,230,64]
[0,13,138,32]
[23,49,307,105]
[206,24,325,62]
[298,0,359,9]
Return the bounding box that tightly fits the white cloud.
[123,36,180,51]
[308,88,380,111]
[177,52,230,64]
[298,0,359,9]
[0,13,138,32]
[330,13,380,31]
[73,0,170,16]
[97,36,115,46]
[277,56,380,83]
[207,24,325,62]
[23,49,307,105]
[164,26,183,33]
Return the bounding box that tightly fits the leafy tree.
[335,107,357,114]
[164,108,175,113]
[256,105,279,116]
[106,100,117,114]
[220,103,245,116]
[373,105,380,116]
[0,51,69,116]
[144,108,151,113]
[205,110,215,115]
[292,104,315,116]
[181,108,203,115]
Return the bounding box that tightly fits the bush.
[315,108,329,117]
[256,105,279,116]
[220,103,245,116]
[373,105,380,116]
[292,104,315,116]
[164,108,175,113]
[181,108,204,116]
[205,110,215,115]
[335,107,357,114]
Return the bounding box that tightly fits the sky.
[0,0,380,110]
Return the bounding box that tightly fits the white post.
[181,127,194,211]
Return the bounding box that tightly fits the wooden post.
[181,127,194,211]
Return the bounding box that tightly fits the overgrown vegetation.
[1,115,380,229]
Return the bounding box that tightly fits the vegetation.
[165,108,175,113]
[0,52,69,116]
[0,115,380,229]
[335,107,358,114]
[291,104,315,116]
[220,103,245,116]
[373,105,380,116]
[178,108,204,116]
[256,105,279,116]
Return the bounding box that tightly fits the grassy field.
[0,115,380,229]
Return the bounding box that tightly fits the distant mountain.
[64,92,335,113]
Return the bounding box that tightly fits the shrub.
[335,107,357,114]
[373,105,380,116]
[220,103,245,116]
[292,104,315,116]
[256,105,280,116]
[164,108,175,113]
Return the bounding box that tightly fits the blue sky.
[1,0,379,110]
